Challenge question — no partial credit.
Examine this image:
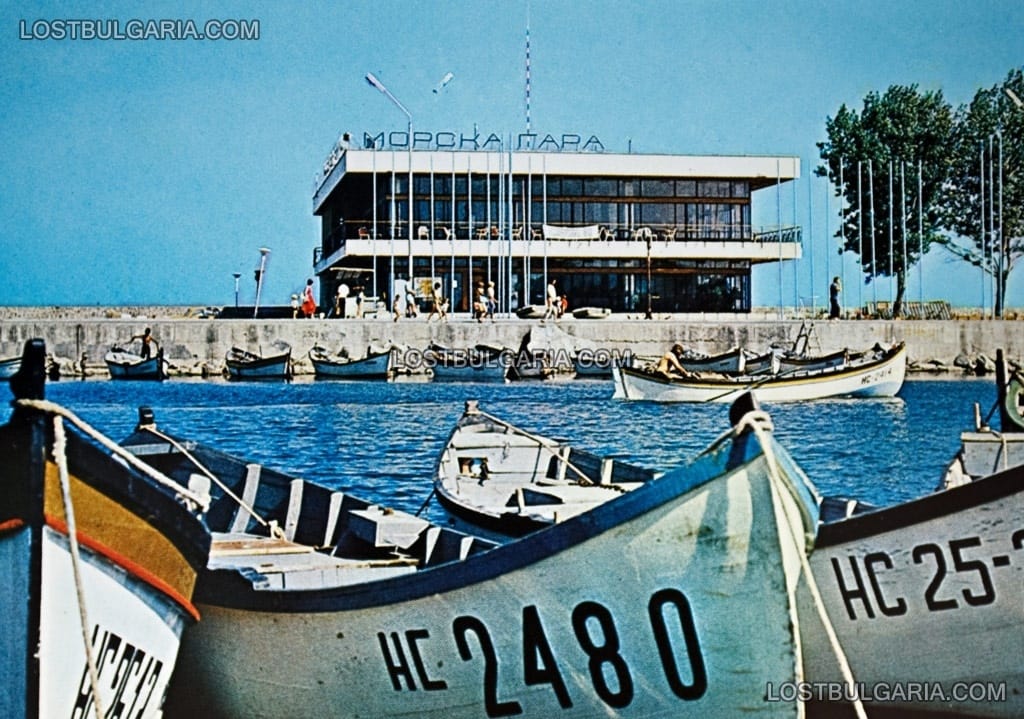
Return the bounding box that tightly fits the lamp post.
[645,231,653,320]
[232,272,241,307]
[366,72,413,311]
[253,247,270,319]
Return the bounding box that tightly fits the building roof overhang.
[314,149,800,214]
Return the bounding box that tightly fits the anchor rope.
[53,416,105,719]
[737,410,869,719]
[16,399,208,511]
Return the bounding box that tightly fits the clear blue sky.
[2,0,1021,309]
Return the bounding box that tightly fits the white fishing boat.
[613,341,906,403]
[942,349,1024,488]
[104,347,166,380]
[801,461,1024,717]
[123,395,824,719]
[1,340,210,719]
[433,401,658,539]
[0,355,22,380]
[309,345,393,379]
[225,343,292,380]
[427,343,509,382]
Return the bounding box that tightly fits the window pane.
[561,178,582,195]
[676,180,697,197]
[641,179,674,197]
[584,179,616,196]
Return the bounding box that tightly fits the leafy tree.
[816,86,953,317]
[938,69,1024,316]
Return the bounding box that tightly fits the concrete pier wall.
[2,306,1023,376]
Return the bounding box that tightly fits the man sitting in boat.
[656,344,697,379]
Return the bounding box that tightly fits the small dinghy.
[433,401,658,539]
[427,343,509,382]
[104,347,167,380]
[225,343,292,380]
[309,345,393,379]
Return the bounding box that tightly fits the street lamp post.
[253,247,270,319]
[366,72,413,311]
[232,272,241,307]
[645,231,653,320]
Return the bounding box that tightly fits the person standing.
[301,279,317,318]
[335,282,349,318]
[130,327,158,359]
[829,276,842,319]
[486,280,497,321]
[427,281,448,321]
[544,278,559,320]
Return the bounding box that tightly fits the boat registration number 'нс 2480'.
[829,529,1024,619]
[377,588,707,716]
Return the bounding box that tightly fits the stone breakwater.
[1,308,1022,378]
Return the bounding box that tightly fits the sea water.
[12,375,996,523]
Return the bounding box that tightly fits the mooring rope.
[737,411,869,719]
[140,425,282,537]
[15,399,209,512]
[53,416,104,719]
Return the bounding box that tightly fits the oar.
[700,366,806,404]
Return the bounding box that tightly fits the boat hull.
[104,352,165,380]
[310,350,392,379]
[225,351,291,379]
[801,463,1024,717]
[167,442,811,719]
[613,343,906,402]
[1,343,209,719]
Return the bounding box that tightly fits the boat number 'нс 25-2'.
[377,587,706,716]
[830,529,1024,619]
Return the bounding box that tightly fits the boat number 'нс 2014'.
[377,587,706,715]
[830,529,1024,619]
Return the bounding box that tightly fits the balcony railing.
[325,221,800,245]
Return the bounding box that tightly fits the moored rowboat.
[104,348,166,380]
[123,395,823,719]
[309,346,393,379]
[433,401,658,539]
[225,344,292,380]
[1,340,210,718]
[613,341,907,403]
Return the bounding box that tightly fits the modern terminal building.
[312,130,800,315]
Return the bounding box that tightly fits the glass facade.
[316,153,797,314]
